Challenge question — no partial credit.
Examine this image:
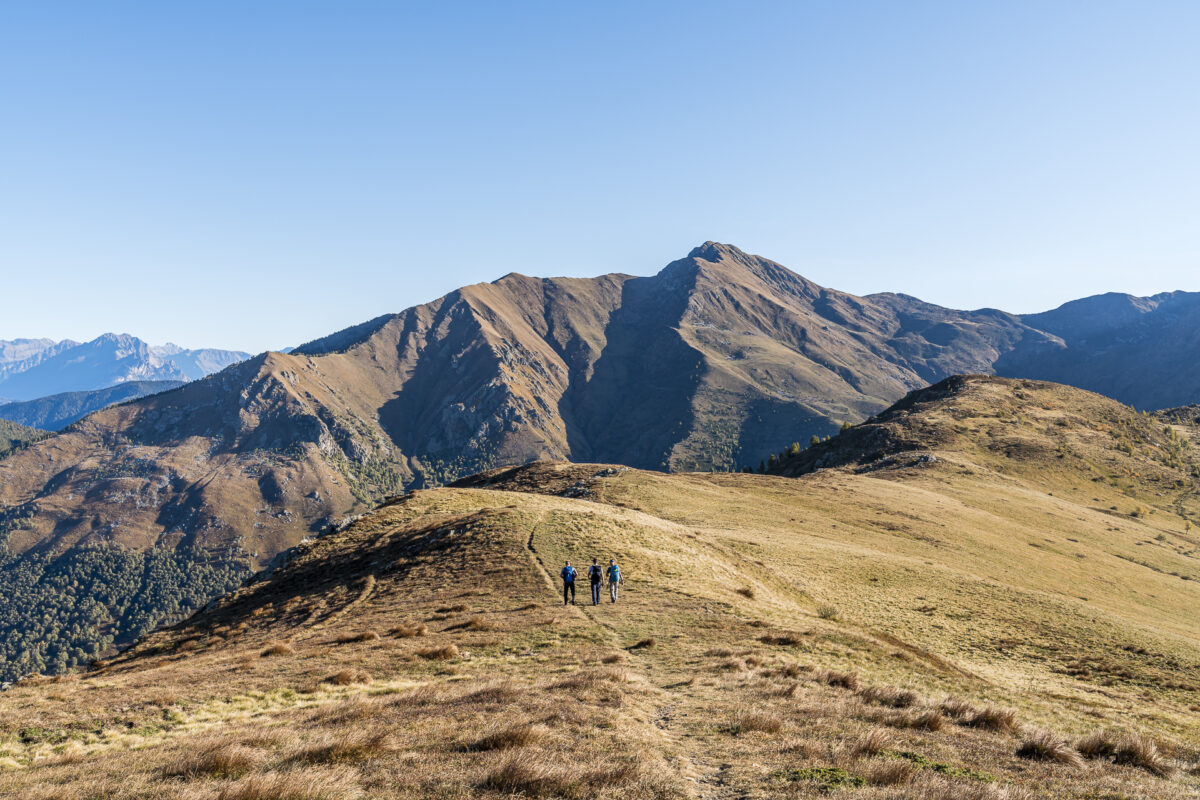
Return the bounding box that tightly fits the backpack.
[589,565,602,582]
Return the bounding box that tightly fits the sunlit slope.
[2,377,1199,798]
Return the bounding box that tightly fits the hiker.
[561,560,577,605]
[607,558,621,603]
[588,559,604,605]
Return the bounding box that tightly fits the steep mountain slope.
[997,291,1200,410]
[0,243,1194,682]
[2,380,1198,798]
[0,379,184,430]
[0,333,248,401]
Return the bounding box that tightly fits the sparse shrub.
[261,642,296,657]
[858,684,919,708]
[389,623,427,638]
[469,722,548,751]
[323,669,371,686]
[1016,730,1083,767]
[167,742,266,778]
[416,644,459,661]
[817,604,840,620]
[629,637,656,650]
[735,586,756,599]
[335,631,379,644]
[727,710,784,735]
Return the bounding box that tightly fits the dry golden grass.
[260,641,296,657]
[291,730,399,763]
[387,622,427,638]
[322,669,371,686]
[727,710,784,735]
[165,741,267,778]
[2,394,1199,800]
[213,766,362,800]
[415,644,459,660]
[1017,729,1085,767]
[468,722,548,751]
[334,630,379,644]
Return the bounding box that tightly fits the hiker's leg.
[591,582,599,604]
[563,581,569,605]
[610,582,618,602]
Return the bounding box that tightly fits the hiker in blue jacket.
[561,560,577,605]
[588,559,604,605]
[607,558,622,603]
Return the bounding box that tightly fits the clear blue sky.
[2,1,1198,352]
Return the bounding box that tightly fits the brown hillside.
[2,379,1198,797]
[0,244,1062,679]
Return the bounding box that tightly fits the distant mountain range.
[0,241,1198,678]
[0,380,185,431]
[0,334,249,403]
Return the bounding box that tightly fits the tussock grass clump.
[964,705,1018,733]
[735,586,756,599]
[726,710,784,735]
[1016,730,1084,767]
[214,766,362,800]
[445,616,495,632]
[323,669,371,686]
[166,741,266,778]
[388,623,427,638]
[816,603,840,620]
[861,759,914,785]
[857,684,919,708]
[469,722,548,751]
[335,631,380,644]
[517,602,543,611]
[851,728,894,757]
[891,709,945,731]
[600,653,625,664]
[705,647,735,658]
[293,730,399,763]
[261,642,296,657]
[462,680,523,704]
[436,604,469,614]
[416,644,459,660]
[1078,730,1173,776]
[817,669,861,690]
[629,637,656,650]
[939,697,976,720]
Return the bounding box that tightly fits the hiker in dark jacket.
[588,559,604,605]
[561,561,577,605]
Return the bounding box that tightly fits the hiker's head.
[593,558,599,564]
[564,560,570,566]
[610,559,615,565]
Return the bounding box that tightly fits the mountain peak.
[687,241,749,262]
